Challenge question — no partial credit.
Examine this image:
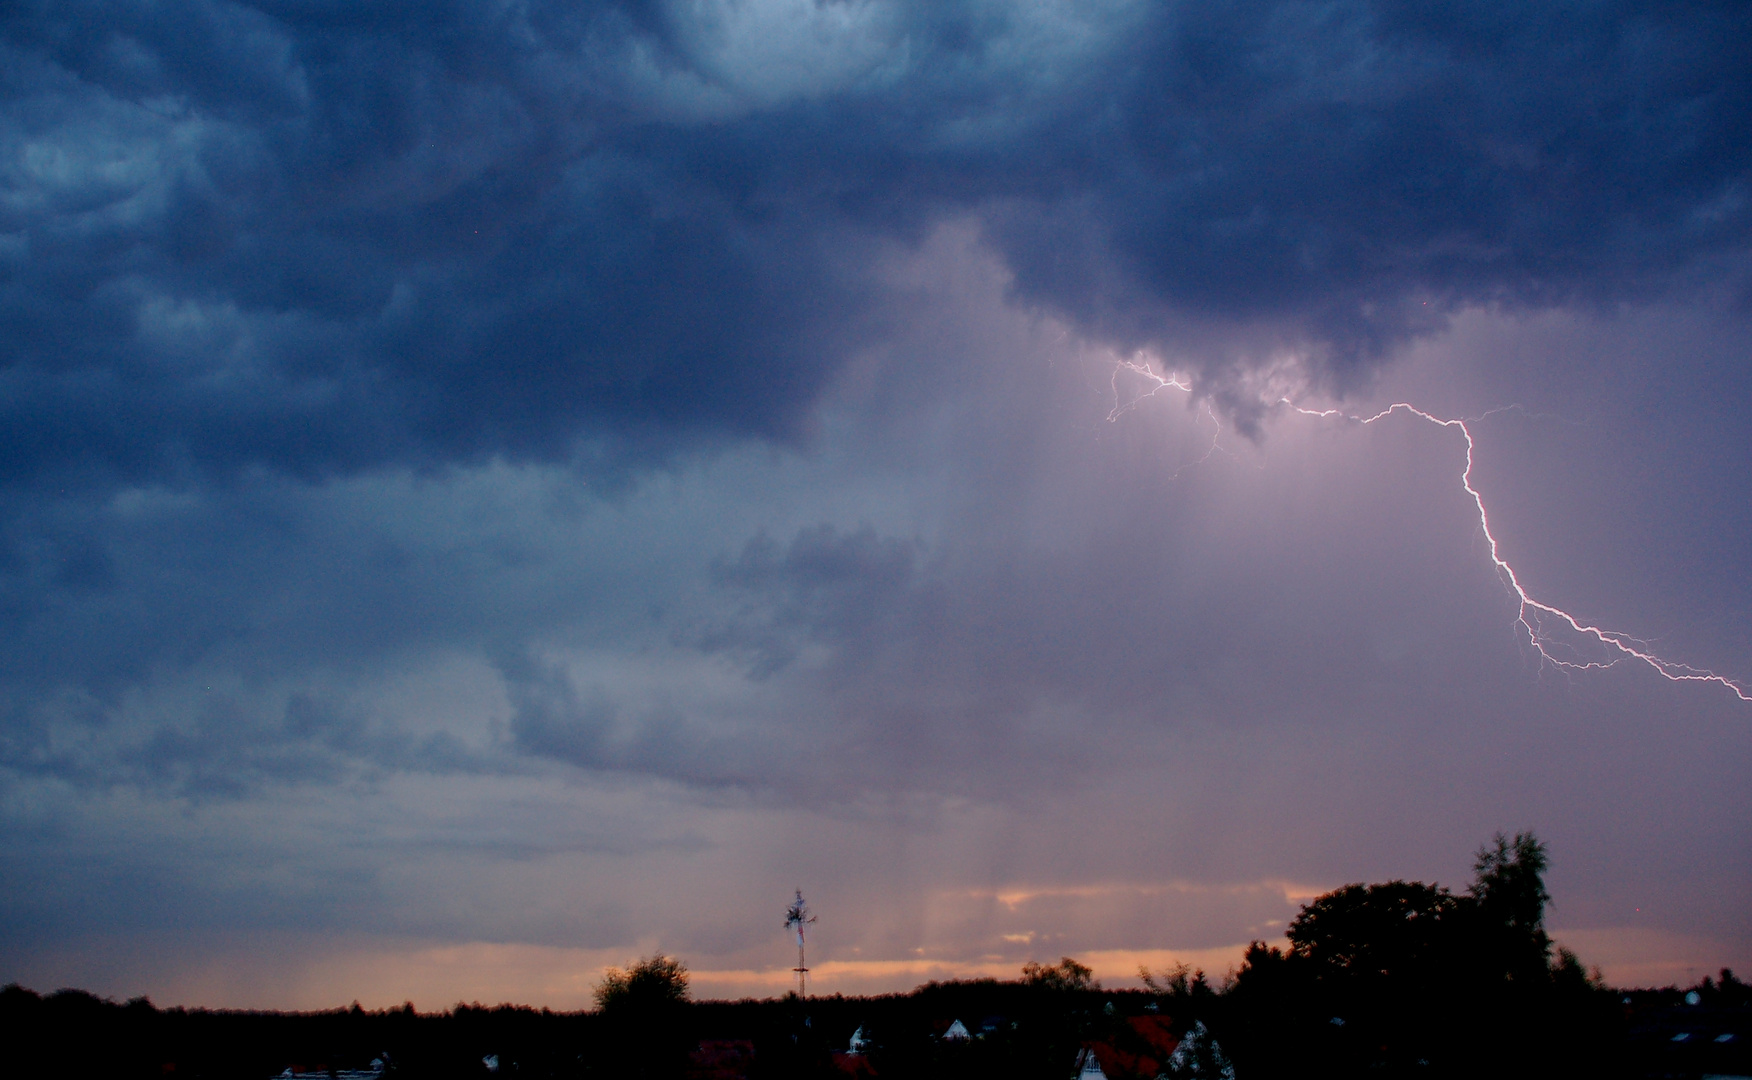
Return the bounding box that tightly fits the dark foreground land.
[6,835,1748,1080]
[4,969,1749,1080]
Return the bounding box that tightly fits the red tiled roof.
[687,1039,756,1080]
[831,1051,879,1077]
[1082,1017,1182,1080]
[1128,1015,1182,1059]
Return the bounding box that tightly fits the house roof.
[1077,1015,1183,1080]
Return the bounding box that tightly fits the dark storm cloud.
[701,523,924,678]
[1,675,491,796]
[996,0,1752,359]
[6,4,1751,1003]
[0,467,609,792]
[0,0,883,488]
[501,517,933,790]
[502,652,779,792]
[3,0,1749,490]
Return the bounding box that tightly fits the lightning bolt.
[1108,358,1231,478]
[1110,359,1751,702]
[1107,359,1191,421]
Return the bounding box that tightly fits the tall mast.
[783,889,817,997]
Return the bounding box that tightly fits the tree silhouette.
[1021,957,1096,993]
[1469,831,1552,981]
[595,954,691,1013]
[1225,831,1618,1078]
[594,955,691,1078]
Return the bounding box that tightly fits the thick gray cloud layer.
[2,2,1750,1002]
[3,0,1749,486]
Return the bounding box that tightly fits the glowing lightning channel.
[1107,358,1191,422]
[1110,360,1751,702]
[1108,359,1230,477]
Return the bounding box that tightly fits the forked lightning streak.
[1110,359,1750,702]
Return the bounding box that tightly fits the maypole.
[783,889,817,997]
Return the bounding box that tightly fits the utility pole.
[783,889,817,997]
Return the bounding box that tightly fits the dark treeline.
[1226,831,1611,1075]
[7,834,1748,1080]
[0,969,1142,1080]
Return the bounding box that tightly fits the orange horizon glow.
[8,923,1725,1014]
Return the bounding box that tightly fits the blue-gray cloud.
[3,0,1748,490]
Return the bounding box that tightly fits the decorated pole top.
[783,888,816,944]
[783,889,817,996]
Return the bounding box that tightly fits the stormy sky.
[2,0,1749,1007]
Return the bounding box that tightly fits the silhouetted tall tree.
[595,954,691,1014]
[594,955,691,1079]
[1020,957,1096,994]
[1468,830,1552,982]
[1225,832,1621,1079]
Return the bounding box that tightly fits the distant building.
[275,1059,384,1080]
[1163,1021,1236,1080]
[1626,995,1751,1078]
[1076,1016,1185,1080]
[831,1024,879,1076]
[831,1050,879,1078]
[1074,1046,1109,1079]
[687,1038,756,1080]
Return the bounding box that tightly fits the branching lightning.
[1110,358,1751,702]
[1109,361,1231,477]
